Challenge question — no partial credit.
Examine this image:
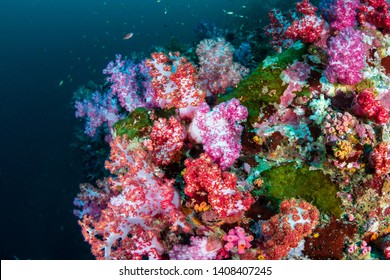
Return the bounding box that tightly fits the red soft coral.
[262,198,319,260]
[183,153,254,219]
[354,89,389,124]
[145,116,186,165]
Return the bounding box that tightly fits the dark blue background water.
[0,0,311,259]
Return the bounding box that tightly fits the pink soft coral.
[223,226,254,254]
[324,27,366,85]
[75,136,190,259]
[103,54,146,112]
[196,38,249,95]
[169,236,222,260]
[280,61,311,107]
[188,98,248,170]
[146,52,205,119]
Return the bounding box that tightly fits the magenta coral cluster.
[324,27,366,85]
[222,226,254,254]
[325,0,360,31]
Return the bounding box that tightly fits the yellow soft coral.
[194,201,211,212]
[333,140,353,160]
[253,135,263,145]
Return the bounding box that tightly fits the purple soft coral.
[103,54,146,112]
[75,90,121,140]
[103,55,158,112]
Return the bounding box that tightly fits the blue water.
[0,0,314,259]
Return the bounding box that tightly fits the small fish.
[59,80,64,86]
[123,32,133,40]
[223,9,234,15]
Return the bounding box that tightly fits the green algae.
[257,162,342,217]
[355,79,377,95]
[154,107,177,119]
[113,107,152,139]
[217,42,308,124]
[296,87,311,98]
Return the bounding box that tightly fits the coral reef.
[73,0,390,259]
